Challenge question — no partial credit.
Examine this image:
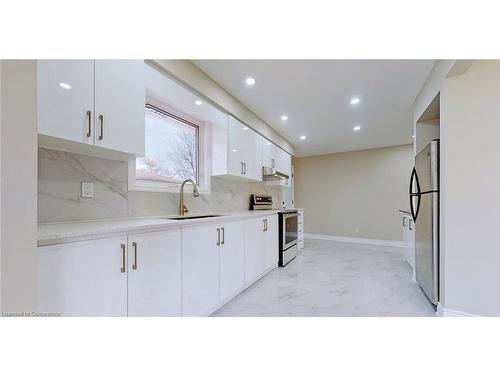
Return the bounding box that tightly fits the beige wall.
[440,61,500,316]
[295,144,413,241]
[152,60,294,155]
[1,61,38,312]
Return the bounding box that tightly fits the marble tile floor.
[212,239,436,317]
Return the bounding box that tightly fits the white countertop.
[38,210,281,247]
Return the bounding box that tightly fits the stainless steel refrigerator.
[409,139,439,305]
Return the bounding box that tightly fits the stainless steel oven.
[279,210,298,266]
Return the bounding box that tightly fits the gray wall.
[441,61,500,316]
[1,61,38,313]
[38,147,285,223]
[295,144,413,241]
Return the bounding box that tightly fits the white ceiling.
[193,60,435,157]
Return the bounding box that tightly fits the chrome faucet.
[179,179,199,216]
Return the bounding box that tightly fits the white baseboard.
[304,233,406,248]
[436,302,480,317]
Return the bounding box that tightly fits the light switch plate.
[81,182,94,198]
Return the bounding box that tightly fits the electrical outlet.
[81,182,94,198]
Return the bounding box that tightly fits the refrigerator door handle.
[409,167,421,223]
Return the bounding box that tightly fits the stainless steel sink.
[168,214,224,220]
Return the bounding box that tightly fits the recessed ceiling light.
[281,115,288,121]
[350,97,360,105]
[232,149,238,153]
[353,125,361,131]
[243,126,249,130]
[412,134,415,139]
[300,135,307,140]
[195,100,203,106]
[245,77,256,86]
[59,82,71,90]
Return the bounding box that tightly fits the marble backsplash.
[38,148,285,223]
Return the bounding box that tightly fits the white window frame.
[128,99,211,194]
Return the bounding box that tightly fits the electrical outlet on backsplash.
[38,148,285,223]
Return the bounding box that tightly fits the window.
[130,101,209,193]
[136,104,199,185]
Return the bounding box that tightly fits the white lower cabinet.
[37,236,128,317]
[219,221,245,303]
[263,215,279,269]
[245,214,278,286]
[37,215,279,317]
[244,218,266,285]
[181,224,220,316]
[127,230,182,317]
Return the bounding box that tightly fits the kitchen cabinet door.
[227,115,250,178]
[182,224,220,316]
[244,217,266,285]
[278,148,292,180]
[37,60,95,144]
[227,116,263,181]
[37,236,128,317]
[127,230,182,317]
[94,60,145,156]
[246,128,263,181]
[219,221,245,303]
[263,215,279,270]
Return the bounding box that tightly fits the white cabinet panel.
[247,128,263,180]
[228,115,249,177]
[264,215,279,269]
[37,60,95,144]
[245,215,278,285]
[37,236,128,317]
[244,217,266,285]
[94,60,145,155]
[226,115,263,181]
[127,230,182,317]
[219,221,245,303]
[182,224,220,316]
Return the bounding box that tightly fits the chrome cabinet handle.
[240,162,244,174]
[243,163,247,175]
[86,110,92,138]
[132,242,138,270]
[98,114,104,140]
[272,158,275,168]
[263,219,267,232]
[120,244,126,273]
[221,227,225,245]
[216,228,221,246]
[403,216,407,227]
[409,219,414,231]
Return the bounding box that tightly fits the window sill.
[128,184,211,195]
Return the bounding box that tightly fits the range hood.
[262,167,289,181]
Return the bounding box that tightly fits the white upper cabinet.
[37,60,95,145]
[127,230,182,317]
[262,138,292,179]
[212,115,263,181]
[37,60,145,156]
[94,60,145,155]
